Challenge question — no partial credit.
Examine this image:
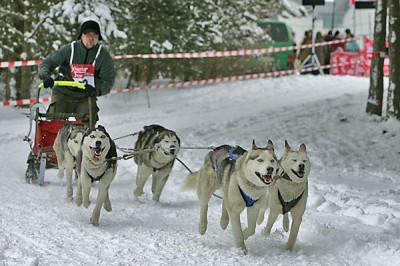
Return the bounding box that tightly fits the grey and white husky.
[257,140,311,251]
[53,122,86,200]
[182,140,278,254]
[133,124,180,202]
[75,125,117,226]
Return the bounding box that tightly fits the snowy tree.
[0,1,51,100]
[0,0,307,99]
[366,0,387,116]
[387,0,400,119]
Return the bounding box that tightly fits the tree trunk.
[366,0,388,116]
[387,0,400,119]
[14,2,33,100]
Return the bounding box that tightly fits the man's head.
[78,20,103,49]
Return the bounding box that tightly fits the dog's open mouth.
[90,147,105,161]
[165,149,175,155]
[163,147,176,156]
[292,169,305,178]
[255,172,273,185]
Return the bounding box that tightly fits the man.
[39,19,115,125]
[25,20,115,183]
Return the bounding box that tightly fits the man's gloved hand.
[43,75,54,89]
[84,84,100,97]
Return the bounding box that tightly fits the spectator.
[330,30,346,52]
[345,29,360,53]
[315,31,327,69]
[291,31,298,55]
[324,30,334,74]
[298,30,312,64]
[324,30,334,42]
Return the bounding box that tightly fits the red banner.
[330,37,389,76]
[330,51,364,76]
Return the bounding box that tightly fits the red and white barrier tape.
[0,60,42,69]
[1,63,339,107]
[2,96,51,107]
[0,38,351,68]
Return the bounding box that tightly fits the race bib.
[70,64,95,87]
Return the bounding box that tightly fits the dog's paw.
[83,200,91,209]
[104,203,112,212]
[220,218,229,230]
[198,224,207,235]
[133,196,145,204]
[152,195,160,202]
[90,218,100,227]
[285,243,294,251]
[261,228,271,237]
[239,245,248,255]
[66,196,73,203]
[133,188,144,197]
[67,190,73,201]
[76,197,82,206]
[243,228,255,240]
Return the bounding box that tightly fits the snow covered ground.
[0,75,399,265]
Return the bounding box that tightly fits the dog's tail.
[180,171,199,191]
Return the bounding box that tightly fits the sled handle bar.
[38,81,85,90]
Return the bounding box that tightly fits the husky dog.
[181,144,247,231]
[75,125,117,226]
[133,124,181,202]
[182,140,278,254]
[53,122,86,200]
[257,140,311,251]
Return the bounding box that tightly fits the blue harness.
[215,146,257,207]
[215,146,238,170]
[239,187,257,207]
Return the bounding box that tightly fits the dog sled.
[24,81,87,185]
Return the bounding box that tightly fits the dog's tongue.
[262,175,273,184]
[91,148,101,161]
[295,171,304,178]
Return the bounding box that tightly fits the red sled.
[25,81,88,185]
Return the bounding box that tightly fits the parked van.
[255,19,295,70]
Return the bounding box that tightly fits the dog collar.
[278,189,304,214]
[277,169,292,181]
[239,186,258,207]
[281,172,292,181]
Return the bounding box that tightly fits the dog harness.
[278,190,304,214]
[225,147,258,207]
[239,187,258,207]
[213,146,257,206]
[86,169,106,183]
[276,169,304,214]
[215,146,238,170]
